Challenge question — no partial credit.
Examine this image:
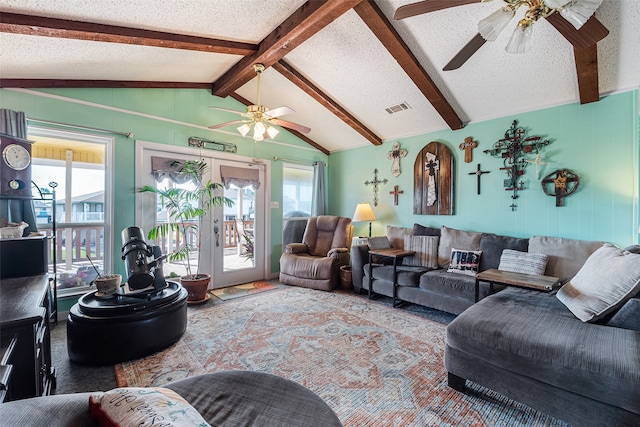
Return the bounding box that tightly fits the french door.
[136,141,267,289]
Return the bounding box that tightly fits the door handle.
[214,225,219,247]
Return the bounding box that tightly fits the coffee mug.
[94,274,121,295]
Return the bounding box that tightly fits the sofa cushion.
[478,233,529,272]
[419,269,477,295]
[368,236,391,250]
[604,296,640,331]
[437,226,482,269]
[89,387,209,427]
[412,223,441,236]
[557,243,640,322]
[498,249,548,276]
[386,225,412,249]
[447,248,482,276]
[528,236,605,283]
[403,235,439,268]
[363,264,428,287]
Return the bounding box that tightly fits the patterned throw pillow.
[403,235,439,268]
[498,249,549,275]
[447,248,482,276]
[89,387,210,427]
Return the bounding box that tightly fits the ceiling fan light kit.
[477,0,603,53]
[208,63,309,143]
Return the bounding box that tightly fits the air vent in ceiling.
[385,102,411,115]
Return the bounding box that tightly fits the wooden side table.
[475,269,560,302]
[368,248,415,307]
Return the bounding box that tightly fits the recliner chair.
[279,215,352,291]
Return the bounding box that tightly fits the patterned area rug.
[115,287,567,427]
[209,281,277,301]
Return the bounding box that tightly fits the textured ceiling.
[0,0,638,154]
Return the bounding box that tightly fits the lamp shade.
[352,203,376,223]
[478,6,515,42]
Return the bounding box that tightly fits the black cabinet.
[0,274,56,401]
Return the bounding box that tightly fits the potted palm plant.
[138,159,233,302]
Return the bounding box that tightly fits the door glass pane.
[153,176,199,278]
[224,183,255,271]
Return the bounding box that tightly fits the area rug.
[115,287,567,427]
[209,281,277,301]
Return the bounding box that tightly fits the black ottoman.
[67,281,187,365]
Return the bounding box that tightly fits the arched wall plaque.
[413,141,454,215]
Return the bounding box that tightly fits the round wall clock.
[1,136,33,197]
[3,143,31,170]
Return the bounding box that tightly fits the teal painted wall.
[1,88,638,276]
[0,88,328,276]
[329,91,639,248]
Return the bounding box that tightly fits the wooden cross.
[468,163,490,195]
[364,168,388,207]
[387,142,407,178]
[389,185,403,205]
[541,169,580,207]
[459,136,478,163]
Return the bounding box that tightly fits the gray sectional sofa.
[350,224,640,426]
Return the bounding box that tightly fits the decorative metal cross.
[468,163,490,195]
[425,157,439,177]
[459,136,478,163]
[365,168,388,207]
[389,185,403,205]
[386,142,407,178]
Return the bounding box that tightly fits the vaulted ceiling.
[1,1,639,155]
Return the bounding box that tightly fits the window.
[29,130,110,296]
[282,164,313,247]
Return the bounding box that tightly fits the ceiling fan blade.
[443,33,487,71]
[546,13,609,49]
[265,106,295,117]
[270,118,311,134]
[208,119,248,130]
[208,106,245,116]
[394,0,477,20]
[573,44,600,104]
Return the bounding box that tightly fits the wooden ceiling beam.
[273,60,382,146]
[212,0,364,98]
[353,1,464,131]
[0,12,256,55]
[229,93,330,155]
[0,79,212,89]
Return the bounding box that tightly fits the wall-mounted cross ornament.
[468,163,490,195]
[365,168,388,207]
[389,185,403,205]
[459,136,478,163]
[484,120,551,209]
[386,142,407,177]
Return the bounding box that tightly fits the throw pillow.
[478,233,529,272]
[368,236,392,250]
[604,296,640,332]
[447,248,482,276]
[498,249,549,276]
[437,226,482,269]
[529,236,605,283]
[556,244,640,322]
[89,387,210,427]
[412,223,441,237]
[386,225,412,249]
[403,235,439,268]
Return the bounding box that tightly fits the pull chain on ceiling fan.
[208,63,311,142]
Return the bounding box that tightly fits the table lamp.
[352,203,376,237]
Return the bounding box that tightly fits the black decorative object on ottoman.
[67,227,188,365]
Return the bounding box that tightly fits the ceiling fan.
[209,63,311,142]
[394,0,609,71]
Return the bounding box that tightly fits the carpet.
[115,287,567,427]
[209,281,277,301]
